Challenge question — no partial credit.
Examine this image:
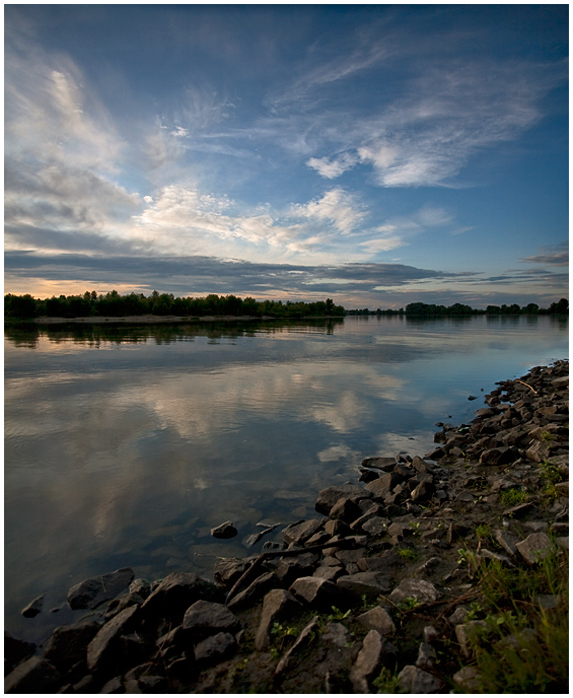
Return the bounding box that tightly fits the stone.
[289,576,351,610]
[389,579,442,606]
[397,665,441,693]
[361,456,396,471]
[324,518,351,537]
[254,589,302,651]
[328,497,363,523]
[479,447,517,466]
[313,565,344,582]
[213,557,251,587]
[455,620,488,657]
[336,571,392,600]
[361,516,389,536]
[21,594,44,618]
[525,441,551,463]
[194,632,236,664]
[211,520,238,539]
[100,675,123,693]
[4,656,62,694]
[141,572,220,619]
[4,631,36,671]
[315,484,370,515]
[321,621,350,647]
[447,605,469,625]
[275,552,319,584]
[350,629,395,693]
[87,605,139,672]
[365,472,402,498]
[495,529,519,556]
[415,642,437,670]
[129,578,152,600]
[227,571,281,611]
[502,502,535,519]
[43,620,102,668]
[411,479,436,503]
[67,567,135,610]
[453,665,482,692]
[282,518,324,545]
[423,625,440,643]
[356,606,396,636]
[182,600,239,637]
[516,532,555,564]
[274,617,318,676]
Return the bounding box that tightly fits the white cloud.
[291,188,366,235]
[306,153,359,179]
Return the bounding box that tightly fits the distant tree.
[549,298,569,315]
[4,293,38,318]
[523,303,539,315]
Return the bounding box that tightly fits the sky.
[4,4,569,309]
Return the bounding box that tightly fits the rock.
[356,606,396,636]
[255,589,302,651]
[275,552,319,584]
[423,625,440,643]
[21,594,44,618]
[455,620,488,657]
[411,479,436,503]
[282,518,323,545]
[43,620,102,668]
[502,502,535,519]
[315,484,370,515]
[100,675,123,693]
[365,472,402,498]
[313,564,344,581]
[415,642,437,670]
[350,629,395,693]
[361,516,389,536]
[336,571,392,600]
[361,457,396,471]
[194,632,236,665]
[129,579,152,600]
[389,579,442,606]
[182,600,239,637]
[227,571,281,612]
[5,656,61,694]
[211,521,238,539]
[67,567,135,610]
[453,665,482,691]
[141,572,220,620]
[495,529,519,556]
[516,532,555,564]
[479,446,517,466]
[328,497,363,523]
[397,664,441,693]
[289,576,351,610]
[525,441,552,463]
[4,631,36,672]
[213,557,252,588]
[274,617,318,676]
[87,605,139,673]
[321,621,350,647]
[447,605,469,625]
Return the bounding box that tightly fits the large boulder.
[86,605,139,674]
[43,620,102,669]
[255,589,302,651]
[141,572,220,620]
[5,656,61,694]
[67,567,135,610]
[181,600,239,638]
[315,484,371,515]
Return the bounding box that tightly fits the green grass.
[457,550,568,693]
[499,488,529,506]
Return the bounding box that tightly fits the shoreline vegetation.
[4,291,569,324]
[5,361,569,694]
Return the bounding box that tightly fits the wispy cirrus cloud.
[521,241,568,266]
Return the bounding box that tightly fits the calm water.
[4,315,568,642]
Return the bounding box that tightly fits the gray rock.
[100,675,124,693]
[337,571,392,600]
[313,565,344,582]
[415,642,437,670]
[211,520,238,539]
[129,578,152,600]
[227,571,281,611]
[141,572,219,619]
[516,532,555,564]
[182,600,239,637]
[495,529,519,556]
[423,625,440,643]
[329,497,363,523]
[361,456,396,471]
[453,665,482,692]
[361,516,389,536]
[455,620,488,658]
[87,605,139,673]
[315,484,370,515]
[365,472,402,498]
[213,557,252,588]
[356,606,396,636]
[255,589,302,651]
[194,632,236,664]
[67,567,135,610]
[275,617,318,676]
[289,576,350,610]
[282,518,323,545]
[4,631,36,671]
[321,621,350,647]
[350,629,395,693]
[43,620,102,668]
[21,594,44,618]
[389,579,442,606]
[275,552,319,584]
[411,478,436,503]
[397,664,441,693]
[447,605,469,625]
[479,447,517,466]
[5,656,62,694]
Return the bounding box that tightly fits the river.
[4,314,568,642]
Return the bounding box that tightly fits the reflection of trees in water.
[4,318,344,348]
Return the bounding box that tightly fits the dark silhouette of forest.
[4,291,568,321]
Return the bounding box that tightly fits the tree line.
[347,298,569,316]
[3,291,346,320]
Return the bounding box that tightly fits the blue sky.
[4,4,569,308]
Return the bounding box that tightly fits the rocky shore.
[5,361,569,694]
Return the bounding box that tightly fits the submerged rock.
[67,567,135,610]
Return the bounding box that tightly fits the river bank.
[5,360,568,693]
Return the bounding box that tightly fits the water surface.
[4,315,568,642]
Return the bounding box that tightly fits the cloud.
[521,241,569,266]
[306,153,359,179]
[290,188,365,235]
